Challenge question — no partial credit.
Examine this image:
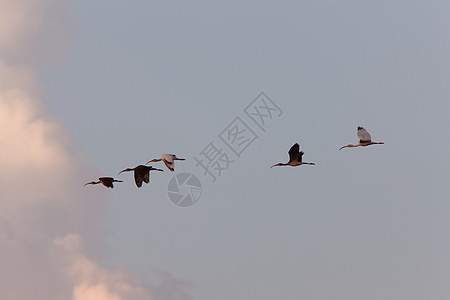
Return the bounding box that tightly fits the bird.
[271,143,315,168]
[117,165,163,188]
[339,126,384,150]
[146,154,185,172]
[84,177,123,188]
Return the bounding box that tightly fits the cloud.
[0,0,74,66]
[0,1,192,299]
[55,235,152,300]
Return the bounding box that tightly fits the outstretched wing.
[357,126,372,142]
[288,143,300,162]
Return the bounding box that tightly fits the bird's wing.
[143,171,150,184]
[357,127,372,142]
[104,181,114,188]
[99,177,114,188]
[288,143,300,162]
[134,171,144,187]
[135,177,143,187]
[162,158,175,171]
[161,154,174,163]
[298,151,304,162]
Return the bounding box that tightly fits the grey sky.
[36,0,450,299]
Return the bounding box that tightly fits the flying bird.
[339,126,384,150]
[117,165,163,188]
[271,143,315,168]
[84,177,123,188]
[146,154,185,172]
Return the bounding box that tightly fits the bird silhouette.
[118,165,163,188]
[271,143,315,168]
[84,177,123,188]
[339,126,384,150]
[146,154,185,172]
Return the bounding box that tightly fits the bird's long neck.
[271,162,288,168]
[118,168,133,175]
[147,158,161,164]
[339,144,357,150]
[84,181,100,186]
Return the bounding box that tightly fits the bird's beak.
[155,168,164,172]
[117,170,126,175]
[146,159,156,164]
[176,158,186,161]
[270,164,279,168]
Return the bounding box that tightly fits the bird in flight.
[271,143,315,168]
[146,154,185,172]
[118,165,163,188]
[84,177,123,188]
[339,126,384,150]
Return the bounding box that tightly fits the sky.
[1,0,450,299]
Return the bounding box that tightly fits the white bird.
[271,143,315,168]
[84,177,123,188]
[118,165,163,188]
[146,154,185,172]
[339,126,384,150]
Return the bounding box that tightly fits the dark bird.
[117,165,163,188]
[339,126,384,150]
[271,143,315,168]
[146,154,185,172]
[84,177,123,188]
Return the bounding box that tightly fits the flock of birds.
[85,126,384,189]
[84,154,185,188]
